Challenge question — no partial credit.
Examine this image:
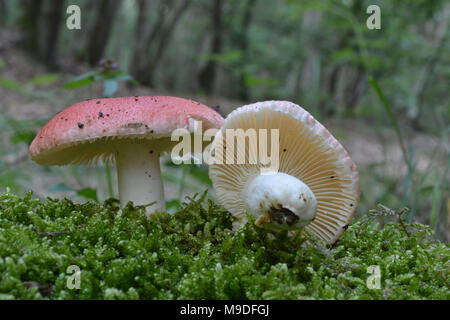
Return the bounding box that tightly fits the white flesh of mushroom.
[244,172,317,230]
[116,141,165,216]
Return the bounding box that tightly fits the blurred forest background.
[0,0,448,240]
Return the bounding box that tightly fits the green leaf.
[0,77,27,94]
[10,130,36,145]
[189,166,212,186]
[244,75,279,87]
[331,48,358,64]
[166,199,181,212]
[28,74,60,86]
[62,71,96,89]
[62,77,94,89]
[199,50,243,64]
[77,188,98,202]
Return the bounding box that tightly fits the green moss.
[0,190,448,300]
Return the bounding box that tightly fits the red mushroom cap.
[30,96,224,165]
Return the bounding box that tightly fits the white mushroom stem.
[244,172,317,230]
[116,141,165,216]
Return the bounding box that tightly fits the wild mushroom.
[209,101,360,244]
[30,96,223,215]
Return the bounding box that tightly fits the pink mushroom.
[30,96,223,215]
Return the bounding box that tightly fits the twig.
[396,207,411,237]
[365,204,411,237]
[23,281,52,297]
[37,231,72,237]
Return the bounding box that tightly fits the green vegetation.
[0,0,447,301]
[1,190,448,300]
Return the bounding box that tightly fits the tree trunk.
[132,0,148,57]
[235,0,256,101]
[198,0,223,95]
[412,7,449,128]
[21,0,43,54]
[0,0,6,24]
[344,66,367,111]
[21,0,64,68]
[131,0,191,87]
[130,0,163,83]
[86,0,122,66]
[40,0,65,67]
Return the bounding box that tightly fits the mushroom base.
[116,141,164,215]
[244,172,317,230]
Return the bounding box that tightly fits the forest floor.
[1,37,448,241]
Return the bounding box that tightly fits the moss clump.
[0,190,448,300]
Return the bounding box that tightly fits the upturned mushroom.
[208,101,360,244]
[30,96,223,215]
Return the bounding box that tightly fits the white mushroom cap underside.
[209,101,360,244]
